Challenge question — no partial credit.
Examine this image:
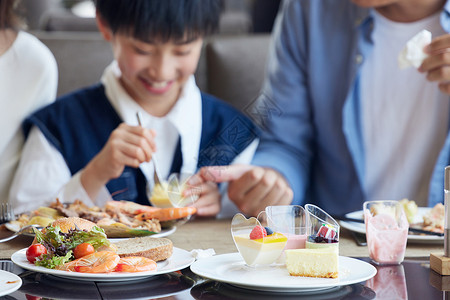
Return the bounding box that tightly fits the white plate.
[0,270,22,296]
[339,208,443,244]
[190,253,377,293]
[11,247,194,282]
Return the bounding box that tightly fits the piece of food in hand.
[135,206,197,222]
[114,236,173,262]
[26,244,47,263]
[398,199,418,224]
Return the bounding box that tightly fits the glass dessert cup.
[264,205,308,250]
[231,213,287,267]
[364,200,409,265]
[148,172,199,208]
[304,204,340,252]
[147,173,199,227]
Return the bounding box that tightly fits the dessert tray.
[11,247,194,282]
[339,208,443,244]
[190,253,377,293]
[0,270,22,296]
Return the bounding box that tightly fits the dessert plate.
[339,208,443,244]
[11,247,194,282]
[190,253,377,293]
[0,270,22,296]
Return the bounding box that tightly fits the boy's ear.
[96,13,112,41]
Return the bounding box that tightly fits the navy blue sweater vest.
[23,84,259,205]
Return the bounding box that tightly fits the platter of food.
[12,247,194,282]
[6,199,195,238]
[339,203,444,244]
[11,217,195,282]
[190,253,377,293]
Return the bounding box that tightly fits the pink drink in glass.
[365,211,408,265]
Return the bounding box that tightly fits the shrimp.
[114,256,157,272]
[58,251,120,273]
[135,206,197,221]
[105,201,159,215]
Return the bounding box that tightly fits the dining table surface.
[0,217,448,300]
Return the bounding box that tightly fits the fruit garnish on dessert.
[250,225,267,240]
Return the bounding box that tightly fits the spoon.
[136,112,162,186]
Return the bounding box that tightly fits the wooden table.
[0,218,445,259]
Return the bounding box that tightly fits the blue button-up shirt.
[252,0,450,215]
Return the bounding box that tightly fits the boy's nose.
[148,55,175,81]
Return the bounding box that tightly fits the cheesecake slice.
[285,248,338,278]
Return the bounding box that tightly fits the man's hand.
[198,164,293,217]
[420,34,450,94]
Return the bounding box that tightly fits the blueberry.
[264,227,274,235]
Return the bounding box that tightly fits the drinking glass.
[364,200,409,265]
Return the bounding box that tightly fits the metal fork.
[0,224,42,243]
[0,202,14,224]
[136,111,162,186]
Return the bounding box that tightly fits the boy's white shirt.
[10,61,258,218]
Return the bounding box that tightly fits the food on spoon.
[285,248,338,278]
[150,182,173,208]
[114,236,173,262]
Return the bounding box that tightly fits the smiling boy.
[10,0,259,217]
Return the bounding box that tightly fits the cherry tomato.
[74,243,95,259]
[26,244,47,263]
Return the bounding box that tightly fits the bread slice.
[114,237,173,262]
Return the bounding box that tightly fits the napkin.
[190,248,216,259]
[398,29,432,69]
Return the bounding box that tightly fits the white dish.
[190,253,377,293]
[11,247,194,282]
[339,208,443,244]
[0,270,22,296]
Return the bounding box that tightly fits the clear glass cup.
[264,205,307,250]
[148,173,199,208]
[364,200,409,265]
[304,204,339,252]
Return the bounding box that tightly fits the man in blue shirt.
[199,0,450,216]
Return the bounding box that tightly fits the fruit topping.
[250,225,267,240]
[317,223,337,239]
[264,226,274,236]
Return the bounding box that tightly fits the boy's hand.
[183,175,221,217]
[198,164,293,217]
[81,123,156,199]
[420,34,450,94]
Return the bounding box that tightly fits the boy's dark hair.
[95,0,222,43]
